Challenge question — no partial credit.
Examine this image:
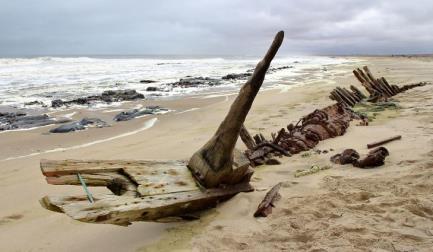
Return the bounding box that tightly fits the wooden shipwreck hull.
[40,159,253,225]
[39,31,285,225]
[241,66,427,166]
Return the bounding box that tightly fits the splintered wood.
[254,183,282,217]
[242,66,427,166]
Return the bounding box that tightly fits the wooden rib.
[350,85,366,99]
[240,124,256,150]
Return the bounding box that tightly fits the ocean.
[0,56,354,110]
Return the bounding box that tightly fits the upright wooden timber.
[187,31,284,188]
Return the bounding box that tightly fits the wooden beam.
[41,182,254,226]
[188,31,285,188]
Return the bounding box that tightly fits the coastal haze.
[1,1,433,252]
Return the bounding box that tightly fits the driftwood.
[188,31,284,188]
[40,31,285,225]
[254,183,282,217]
[367,135,402,149]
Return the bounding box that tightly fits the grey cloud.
[0,0,432,56]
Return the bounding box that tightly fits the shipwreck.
[39,30,428,224]
[39,31,285,225]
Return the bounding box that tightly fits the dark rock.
[222,73,252,80]
[24,100,46,107]
[0,112,71,131]
[169,77,222,88]
[101,89,144,101]
[51,99,64,108]
[140,80,157,83]
[224,66,292,81]
[50,118,110,133]
[268,66,293,72]
[113,106,168,121]
[51,89,145,108]
[50,122,85,133]
[146,87,159,92]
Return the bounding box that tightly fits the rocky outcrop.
[169,77,222,88]
[222,73,252,80]
[146,87,160,92]
[140,80,156,83]
[268,65,293,72]
[51,89,145,108]
[113,106,168,121]
[0,112,71,131]
[50,118,110,133]
[222,66,293,81]
[24,100,47,107]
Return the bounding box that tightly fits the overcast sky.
[1,0,432,56]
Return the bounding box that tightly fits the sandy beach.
[1,56,432,251]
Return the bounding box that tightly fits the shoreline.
[1,56,432,251]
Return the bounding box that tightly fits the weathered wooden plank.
[41,159,187,176]
[254,183,281,217]
[40,182,254,226]
[123,165,198,196]
[367,135,402,149]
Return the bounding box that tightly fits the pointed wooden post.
[188,31,285,188]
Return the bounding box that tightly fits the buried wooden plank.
[254,183,282,217]
[40,182,254,226]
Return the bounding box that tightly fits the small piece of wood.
[240,124,256,150]
[254,182,282,217]
[367,135,402,149]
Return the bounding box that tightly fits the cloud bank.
[1,0,432,56]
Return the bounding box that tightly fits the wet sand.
[1,56,432,251]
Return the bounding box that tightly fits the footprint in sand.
[0,214,24,225]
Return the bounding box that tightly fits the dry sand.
[1,56,432,251]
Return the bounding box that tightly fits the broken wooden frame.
[241,66,427,165]
[330,66,427,106]
[40,31,285,225]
